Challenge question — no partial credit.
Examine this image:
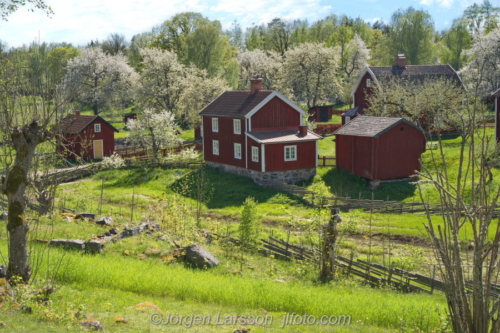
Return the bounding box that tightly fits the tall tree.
[283,43,341,108]
[463,0,500,35]
[236,49,283,91]
[440,18,472,70]
[62,47,138,115]
[101,33,128,56]
[266,18,293,56]
[0,0,52,20]
[388,7,435,65]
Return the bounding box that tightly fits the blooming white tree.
[127,109,181,162]
[283,43,341,108]
[179,72,228,129]
[461,27,500,97]
[136,48,192,113]
[62,47,138,115]
[236,49,284,91]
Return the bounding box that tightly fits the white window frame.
[366,78,371,88]
[213,140,219,155]
[234,143,242,159]
[233,119,241,134]
[284,145,297,161]
[251,146,259,162]
[94,123,101,132]
[212,118,219,132]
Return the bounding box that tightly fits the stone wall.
[206,162,316,186]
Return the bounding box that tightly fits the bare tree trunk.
[321,208,341,281]
[3,121,51,282]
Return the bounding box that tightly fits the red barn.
[334,116,426,185]
[58,111,119,160]
[342,54,463,124]
[494,88,500,142]
[199,76,322,185]
[123,112,137,125]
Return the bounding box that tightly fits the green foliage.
[239,197,260,246]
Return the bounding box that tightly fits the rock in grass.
[185,243,220,269]
[85,240,103,254]
[0,212,7,220]
[0,265,6,278]
[80,317,103,331]
[119,226,143,239]
[75,213,96,220]
[96,217,114,226]
[49,239,85,250]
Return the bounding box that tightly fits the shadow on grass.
[169,166,307,209]
[307,168,418,202]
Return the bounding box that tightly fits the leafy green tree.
[0,0,52,20]
[239,197,260,247]
[226,20,244,50]
[388,7,435,65]
[101,33,128,56]
[463,0,499,35]
[440,18,472,70]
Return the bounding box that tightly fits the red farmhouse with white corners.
[342,54,463,125]
[58,111,119,160]
[199,77,322,185]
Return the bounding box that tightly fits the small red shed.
[334,116,426,182]
[58,111,119,160]
[123,112,137,125]
[493,88,500,142]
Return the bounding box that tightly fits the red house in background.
[334,116,426,186]
[199,76,322,185]
[494,88,500,142]
[58,111,119,160]
[342,54,463,124]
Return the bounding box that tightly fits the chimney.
[299,125,308,136]
[395,54,406,68]
[250,75,263,94]
[75,110,81,117]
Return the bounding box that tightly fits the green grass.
[318,135,336,156]
[317,115,342,125]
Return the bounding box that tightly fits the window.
[94,123,101,132]
[366,78,371,88]
[251,146,259,162]
[213,140,219,155]
[212,118,219,132]
[234,143,242,159]
[233,119,241,134]
[284,145,297,161]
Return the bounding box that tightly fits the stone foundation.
[207,162,316,186]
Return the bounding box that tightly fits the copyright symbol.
[150,312,163,325]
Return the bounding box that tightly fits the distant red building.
[334,116,426,183]
[342,54,463,124]
[123,112,137,125]
[199,76,322,185]
[494,88,500,142]
[58,111,119,160]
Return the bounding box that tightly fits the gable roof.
[199,90,305,118]
[333,116,422,138]
[246,129,322,144]
[351,64,463,97]
[60,114,119,134]
[492,88,500,97]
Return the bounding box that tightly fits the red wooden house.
[334,116,426,185]
[199,77,322,185]
[494,88,500,142]
[342,54,463,124]
[58,111,119,160]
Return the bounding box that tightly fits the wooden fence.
[317,155,336,167]
[115,143,202,159]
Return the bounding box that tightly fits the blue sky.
[0,0,483,48]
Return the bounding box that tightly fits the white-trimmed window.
[234,143,242,159]
[94,123,101,132]
[233,119,241,134]
[284,145,297,161]
[366,78,371,88]
[213,140,219,155]
[212,118,219,132]
[251,146,259,162]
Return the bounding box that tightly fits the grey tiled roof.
[247,129,322,143]
[333,116,421,138]
[369,65,462,86]
[199,90,273,117]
